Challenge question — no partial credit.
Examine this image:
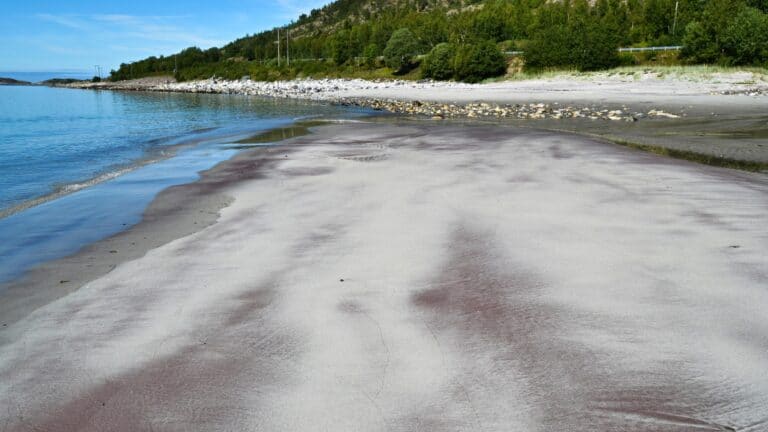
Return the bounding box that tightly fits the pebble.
[74,77,695,123]
[648,110,681,119]
[717,87,768,96]
[341,98,658,122]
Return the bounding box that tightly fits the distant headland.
[0,77,32,86]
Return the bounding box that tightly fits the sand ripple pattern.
[1,122,767,431]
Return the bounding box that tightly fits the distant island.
[0,77,32,86]
[0,77,91,87]
[39,78,87,86]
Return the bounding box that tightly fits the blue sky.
[0,0,330,73]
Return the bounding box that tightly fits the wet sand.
[510,113,768,166]
[66,74,768,164]
[1,120,768,431]
[333,79,768,164]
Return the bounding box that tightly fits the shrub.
[454,40,507,83]
[422,43,456,80]
[680,2,768,66]
[524,26,573,69]
[618,53,639,66]
[330,30,353,65]
[574,22,621,71]
[748,0,768,12]
[471,7,509,41]
[525,10,620,71]
[363,43,379,68]
[383,28,420,74]
[680,21,720,64]
[722,8,768,65]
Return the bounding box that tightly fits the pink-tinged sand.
[1,121,767,431]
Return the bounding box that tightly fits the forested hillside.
[109,0,768,83]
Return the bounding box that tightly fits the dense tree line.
[681,0,768,65]
[110,0,768,83]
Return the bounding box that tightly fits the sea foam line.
[0,154,169,221]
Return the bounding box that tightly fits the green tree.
[723,7,768,64]
[383,28,420,73]
[472,4,509,41]
[681,21,720,63]
[525,26,573,69]
[422,43,456,80]
[454,40,507,83]
[330,29,353,65]
[643,0,675,41]
[680,0,750,64]
[363,43,380,67]
[747,0,768,12]
[574,19,621,70]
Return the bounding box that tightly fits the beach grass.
[310,63,768,84]
[611,139,768,172]
[503,65,768,83]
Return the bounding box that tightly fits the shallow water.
[0,142,237,283]
[0,86,362,282]
[0,86,353,215]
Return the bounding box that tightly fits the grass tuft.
[504,65,768,83]
[612,140,768,172]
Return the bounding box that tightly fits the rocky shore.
[60,74,768,165]
[64,72,768,124]
[67,77,700,122]
[348,99,656,122]
[161,78,657,121]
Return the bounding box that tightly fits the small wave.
[0,155,168,221]
[0,118,335,221]
[55,166,136,194]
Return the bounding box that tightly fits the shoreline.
[0,120,302,223]
[0,138,289,334]
[0,144,180,221]
[1,78,765,328]
[1,76,764,328]
[62,74,768,166]
[0,118,346,331]
[0,113,762,331]
[2,119,767,430]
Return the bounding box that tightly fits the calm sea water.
[0,86,362,283]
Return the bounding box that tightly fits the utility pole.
[277,28,281,67]
[672,1,679,36]
[286,28,290,67]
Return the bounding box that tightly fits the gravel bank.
[68,73,768,116]
[65,74,768,163]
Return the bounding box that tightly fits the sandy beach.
[2,119,767,431]
[66,73,768,164]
